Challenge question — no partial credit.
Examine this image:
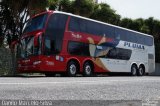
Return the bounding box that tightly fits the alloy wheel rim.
[70,64,76,75]
[85,65,91,75]
[139,67,143,75]
[132,67,137,75]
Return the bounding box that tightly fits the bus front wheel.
[67,61,78,77]
[131,64,138,76]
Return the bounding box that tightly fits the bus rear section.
[17,11,155,76]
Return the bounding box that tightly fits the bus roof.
[52,11,153,38]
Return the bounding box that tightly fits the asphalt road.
[0,76,160,105]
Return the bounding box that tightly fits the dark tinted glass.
[126,31,136,42]
[106,48,131,60]
[115,27,153,46]
[23,14,48,33]
[19,36,37,58]
[145,36,153,46]
[69,17,115,38]
[69,17,153,46]
[44,13,68,55]
[86,21,102,36]
[69,17,80,32]
[137,34,144,44]
[115,28,126,40]
[68,41,90,56]
[107,48,117,59]
[79,19,87,33]
[116,48,132,60]
[102,24,115,38]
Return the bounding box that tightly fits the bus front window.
[44,13,68,55]
[23,14,48,34]
[19,36,41,58]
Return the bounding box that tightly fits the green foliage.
[120,18,150,33]
[72,0,94,17]
[120,18,133,29]
[0,0,49,46]
[59,0,72,12]
[90,3,121,25]
[48,0,59,10]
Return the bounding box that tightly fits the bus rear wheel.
[138,65,145,76]
[131,65,138,76]
[83,62,93,77]
[67,61,78,77]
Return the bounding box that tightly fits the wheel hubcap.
[139,67,143,75]
[70,64,76,75]
[132,67,137,75]
[85,65,91,75]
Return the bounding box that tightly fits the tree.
[0,0,49,75]
[59,0,72,12]
[72,0,94,17]
[120,18,134,29]
[145,17,155,35]
[0,0,48,46]
[90,3,121,25]
[48,0,59,10]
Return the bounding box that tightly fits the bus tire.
[131,64,138,76]
[138,65,145,76]
[83,62,93,77]
[67,61,77,77]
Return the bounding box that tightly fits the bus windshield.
[18,36,41,58]
[19,36,34,58]
[23,14,48,33]
[44,13,68,55]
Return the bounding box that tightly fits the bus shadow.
[0,74,45,78]
[0,72,148,78]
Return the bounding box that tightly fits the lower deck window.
[68,41,90,56]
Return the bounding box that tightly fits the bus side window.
[107,48,117,59]
[69,17,80,32]
[68,41,90,56]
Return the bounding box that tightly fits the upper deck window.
[23,14,48,34]
[69,16,116,39]
[44,13,68,55]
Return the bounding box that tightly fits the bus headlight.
[33,61,42,65]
